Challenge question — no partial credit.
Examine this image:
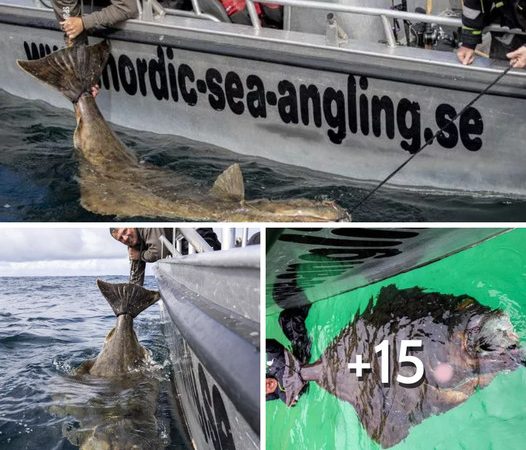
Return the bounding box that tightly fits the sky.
[0,227,257,277]
[0,228,130,277]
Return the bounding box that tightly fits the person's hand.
[457,46,475,65]
[60,17,84,40]
[91,84,100,97]
[507,46,526,68]
[128,247,140,261]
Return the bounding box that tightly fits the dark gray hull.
[156,245,260,450]
[267,228,509,312]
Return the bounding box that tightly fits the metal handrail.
[246,0,526,42]
[248,0,463,29]
[133,0,221,22]
[161,228,254,257]
[159,234,180,256]
[31,0,526,36]
[179,228,214,253]
[164,8,221,22]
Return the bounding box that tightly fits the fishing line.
[351,65,513,213]
[38,0,53,9]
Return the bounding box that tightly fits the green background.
[266,229,526,450]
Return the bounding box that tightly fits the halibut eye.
[478,342,493,352]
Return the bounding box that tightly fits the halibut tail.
[16,41,110,102]
[96,279,161,318]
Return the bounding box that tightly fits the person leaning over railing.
[53,0,139,46]
[457,0,526,68]
[110,228,222,286]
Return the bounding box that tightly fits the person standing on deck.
[53,0,138,46]
[457,0,526,68]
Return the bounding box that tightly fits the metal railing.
[30,0,525,49]
[159,227,254,257]
[245,0,526,47]
[137,0,220,22]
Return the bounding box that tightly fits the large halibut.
[51,281,166,449]
[282,285,525,447]
[17,42,350,222]
[78,280,161,377]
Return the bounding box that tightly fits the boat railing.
[138,0,221,22]
[29,0,526,44]
[23,0,526,59]
[159,227,253,257]
[244,0,526,47]
[137,0,526,49]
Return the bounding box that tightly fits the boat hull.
[1,3,525,196]
[266,228,509,313]
[156,246,260,450]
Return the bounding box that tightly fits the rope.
[351,65,513,213]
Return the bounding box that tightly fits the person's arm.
[52,0,86,44]
[457,0,487,64]
[129,258,146,286]
[81,0,138,30]
[59,0,138,41]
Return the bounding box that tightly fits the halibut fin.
[210,163,245,202]
[96,280,161,318]
[17,41,110,102]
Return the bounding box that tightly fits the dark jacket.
[461,0,525,49]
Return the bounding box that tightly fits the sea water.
[267,229,526,449]
[0,275,189,449]
[1,89,526,222]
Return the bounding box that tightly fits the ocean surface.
[0,275,190,450]
[1,89,526,222]
[267,229,526,449]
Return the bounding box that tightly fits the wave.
[0,332,73,347]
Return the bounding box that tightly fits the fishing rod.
[351,64,513,214]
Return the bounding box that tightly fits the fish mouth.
[467,313,525,370]
[476,343,526,372]
[507,345,526,366]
